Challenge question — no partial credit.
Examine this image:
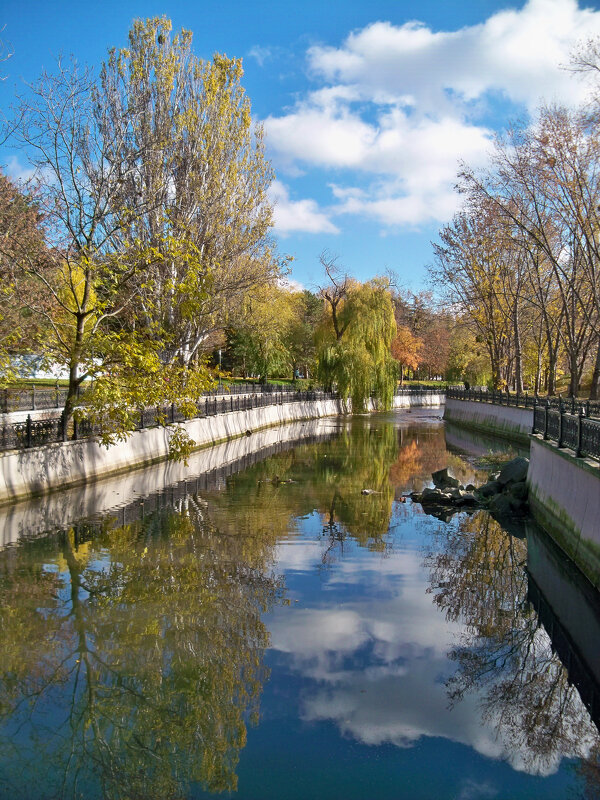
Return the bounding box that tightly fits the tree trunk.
[513,303,523,393]
[590,339,600,400]
[569,350,580,397]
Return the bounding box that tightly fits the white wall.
[0,393,445,506]
[0,417,336,548]
[528,436,600,589]
[444,397,533,443]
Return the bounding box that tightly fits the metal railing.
[0,380,305,414]
[532,402,600,461]
[446,387,600,418]
[0,390,338,452]
[1,384,447,453]
[448,387,600,462]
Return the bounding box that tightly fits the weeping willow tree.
[317,278,397,411]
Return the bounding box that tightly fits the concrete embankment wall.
[0,417,336,548]
[528,436,600,588]
[0,392,445,506]
[444,397,533,445]
[445,396,600,588]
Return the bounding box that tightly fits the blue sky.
[2,0,600,290]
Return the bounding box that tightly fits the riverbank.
[444,395,600,589]
[0,392,445,506]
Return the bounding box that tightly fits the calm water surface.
[0,410,599,799]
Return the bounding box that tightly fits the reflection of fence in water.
[70,432,336,534]
[527,575,600,731]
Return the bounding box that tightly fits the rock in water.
[431,468,460,490]
[497,457,529,487]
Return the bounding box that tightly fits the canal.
[0,409,599,799]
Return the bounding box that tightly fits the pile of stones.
[410,456,530,518]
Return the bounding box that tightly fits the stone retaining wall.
[0,417,336,548]
[528,435,600,588]
[444,395,600,588]
[443,397,533,444]
[0,393,445,506]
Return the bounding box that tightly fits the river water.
[0,409,599,799]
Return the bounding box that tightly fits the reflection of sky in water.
[229,504,596,800]
[1,412,598,800]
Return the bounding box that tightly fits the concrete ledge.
[528,435,600,589]
[0,417,337,548]
[443,397,533,445]
[0,393,445,507]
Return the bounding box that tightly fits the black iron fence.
[446,387,600,418]
[448,387,600,461]
[0,390,338,452]
[1,381,305,414]
[1,384,445,453]
[532,403,600,461]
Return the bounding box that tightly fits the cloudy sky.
[1,0,600,288]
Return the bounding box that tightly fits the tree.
[7,16,282,448]
[317,273,397,411]
[0,172,49,385]
[432,199,513,389]
[391,325,422,383]
[459,107,600,396]
[99,17,280,367]
[285,289,322,379]
[226,284,298,382]
[9,55,191,432]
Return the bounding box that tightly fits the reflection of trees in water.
[425,511,600,777]
[0,499,282,799]
[208,418,401,562]
[388,423,483,492]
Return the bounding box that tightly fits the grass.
[473,450,517,469]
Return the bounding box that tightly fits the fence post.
[26,414,32,448]
[140,408,145,429]
[61,410,67,442]
[73,414,78,441]
[576,408,583,458]
[55,382,60,408]
[32,385,36,411]
[543,401,549,440]
[557,399,563,448]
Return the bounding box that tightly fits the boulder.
[421,487,449,502]
[476,480,502,498]
[509,481,528,501]
[497,457,529,487]
[432,468,460,490]
[458,492,478,505]
[488,493,513,515]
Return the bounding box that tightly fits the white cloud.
[263,0,600,230]
[307,0,599,111]
[268,179,339,235]
[248,45,273,66]
[4,155,36,185]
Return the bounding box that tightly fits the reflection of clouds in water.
[456,778,499,800]
[274,538,323,573]
[268,551,597,777]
